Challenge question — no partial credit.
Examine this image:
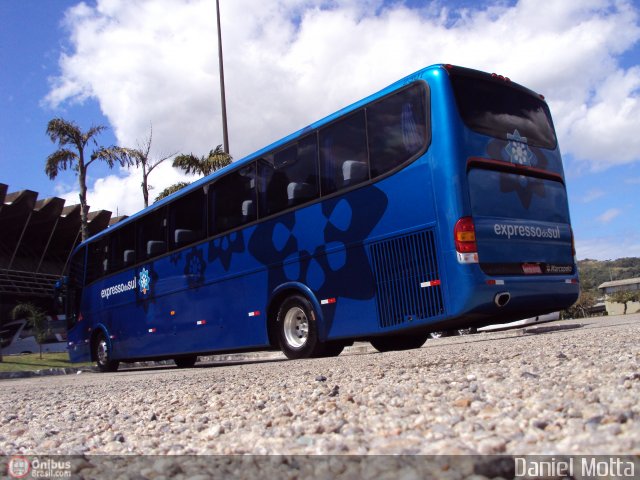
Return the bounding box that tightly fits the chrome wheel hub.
[97,339,108,365]
[283,307,308,349]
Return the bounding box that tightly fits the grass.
[0,352,93,372]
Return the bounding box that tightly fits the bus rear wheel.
[174,355,197,368]
[277,295,323,359]
[94,332,119,372]
[370,332,429,353]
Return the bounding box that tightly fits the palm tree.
[155,145,232,204]
[11,303,48,359]
[173,145,232,176]
[45,118,136,241]
[154,181,191,203]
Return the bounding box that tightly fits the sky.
[1,0,639,260]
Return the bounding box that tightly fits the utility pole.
[216,0,230,154]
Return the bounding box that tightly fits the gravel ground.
[0,314,638,477]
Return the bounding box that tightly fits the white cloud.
[596,207,622,223]
[45,0,640,215]
[56,162,195,216]
[582,189,605,203]
[561,67,640,169]
[576,235,640,260]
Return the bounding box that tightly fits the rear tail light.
[570,227,576,257]
[454,217,477,252]
[455,217,479,264]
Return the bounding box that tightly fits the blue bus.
[62,64,579,372]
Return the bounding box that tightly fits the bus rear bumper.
[440,275,580,330]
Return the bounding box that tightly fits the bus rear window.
[450,73,557,149]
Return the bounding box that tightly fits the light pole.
[216,0,230,154]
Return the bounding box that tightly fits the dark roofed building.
[0,182,113,325]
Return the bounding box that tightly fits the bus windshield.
[450,72,557,149]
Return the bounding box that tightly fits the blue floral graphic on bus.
[248,186,388,334]
[184,248,206,288]
[504,129,533,166]
[208,231,245,271]
[169,251,183,266]
[485,133,551,210]
[139,267,151,295]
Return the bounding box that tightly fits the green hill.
[577,257,640,293]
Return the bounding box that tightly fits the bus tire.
[370,332,428,353]
[277,294,323,359]
[94,332,120,372]
[174,355,198,368]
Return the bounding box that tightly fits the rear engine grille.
[368,229,445,328]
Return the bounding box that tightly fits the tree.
[110,126,177,208]
[45,118,136,241]
[11,303,48,359]
[173,145,232,177]
[609,290,640,315]
[157,145,232,205]
[154,181,191,203]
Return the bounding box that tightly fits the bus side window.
[110,222,136,271]
[258,154,288,217]
[367,84,428,178]
[320,110,369,195]
[147,240,166,257]
[169,188,206,249]
[287,134,318,207]
[138,208,167,259]
[257,134,319,217]
[210,164,257,234]
[86,239,108,283]
[123,250,135,266]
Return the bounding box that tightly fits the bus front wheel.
[370,332,429,353]
[94,332,120,372]
[277,295,323,359]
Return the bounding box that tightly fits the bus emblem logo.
[505,129,532,166]
[139,268,151,295]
